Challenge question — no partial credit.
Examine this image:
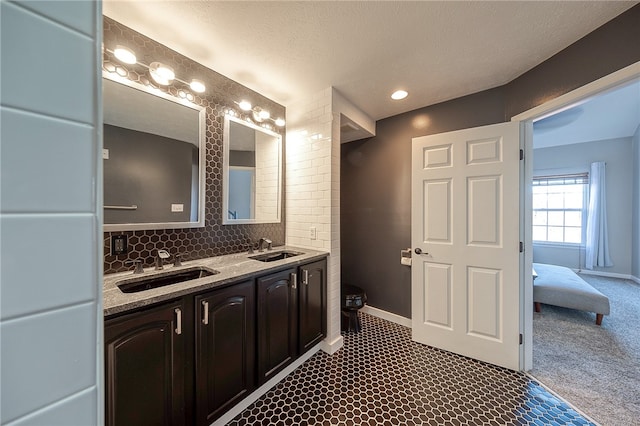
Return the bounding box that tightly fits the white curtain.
[585,161,613,269]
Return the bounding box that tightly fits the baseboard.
[211,343,321,426]
[361,305,412,328]
[574,269,634,280]
[631,275,640,285]
[320,334,344,354]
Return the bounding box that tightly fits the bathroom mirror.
[103,73,206,231]
[223,115,282,224]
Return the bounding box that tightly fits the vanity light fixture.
[234,101,285,127]
[391,90,408,100]
[106,45,206,94]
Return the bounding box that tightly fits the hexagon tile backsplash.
[103,17,285,274]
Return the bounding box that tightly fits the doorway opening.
[514,62,640,424]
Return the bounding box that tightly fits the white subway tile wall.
[286,88,342,349]
[0,1,101,425]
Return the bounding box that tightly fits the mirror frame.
[222,115,283,225]
[102,71,207,232]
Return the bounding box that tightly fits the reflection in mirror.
[223,115,282,224]
[103,74,206,231]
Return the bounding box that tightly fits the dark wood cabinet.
[195,281,255,426]
[105,256,327,425]
[257,268,298,384]
[256,260,328,384]
[104,300,186,426]
[298,259,327,354]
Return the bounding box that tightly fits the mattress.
[532,263,610,315]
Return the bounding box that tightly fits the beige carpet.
[531,273,640,426]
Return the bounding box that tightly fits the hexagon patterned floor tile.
[228,313,594,425]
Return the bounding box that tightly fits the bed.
[532,263,610,325]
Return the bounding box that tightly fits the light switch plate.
[102,149,109,159]
[309,226,317,240]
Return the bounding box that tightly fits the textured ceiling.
[103,1,637,121]
[534,80,640,149]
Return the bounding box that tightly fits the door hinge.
[519,334,523,345]
[520,149,524,160]
[519,241,524,253]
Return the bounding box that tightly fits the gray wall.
[341,89,505,317]
[104,124,195,223]
[532,138,634,275]
[633,126,640,279]
[341,4,640,318]
[0,1,102,424]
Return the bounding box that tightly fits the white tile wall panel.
[0,109,96,213]
[7,387,97,426]
[286,88,342,345]
[13,0,96,36]
[0,215,97,319]
[0,2,101,424]
[0,303,97,424]
[0,2,96,124]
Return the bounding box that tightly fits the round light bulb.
[149,62,175,85]
[391,90,408,100]
[259,109,270,120]
[275,118,286,127]
[190,79,205,93]
[239,100,252,111]
[114,45,137,64]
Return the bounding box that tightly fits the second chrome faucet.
[258,238,272,252]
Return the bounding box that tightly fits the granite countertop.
[103,246,328,317]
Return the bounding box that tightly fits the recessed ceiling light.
[391,90,408,100]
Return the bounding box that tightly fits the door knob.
[414,248,429,255]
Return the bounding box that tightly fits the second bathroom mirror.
[223,115,282,224]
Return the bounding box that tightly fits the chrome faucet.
[155,249,171,270]
[125,259,144,274]
[258,238,272,252]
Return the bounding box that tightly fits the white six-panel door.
[411,122,522,370]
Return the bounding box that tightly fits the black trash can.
[341,284,367,333]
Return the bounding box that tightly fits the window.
[532,173,588,244]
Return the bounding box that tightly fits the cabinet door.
[299,259,327,354]
[195,281,255,425]
[257,268,297,384]
[105,300,186,426]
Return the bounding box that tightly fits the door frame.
[512,61,640,371]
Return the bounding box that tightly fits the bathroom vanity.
[103,248,327,426]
